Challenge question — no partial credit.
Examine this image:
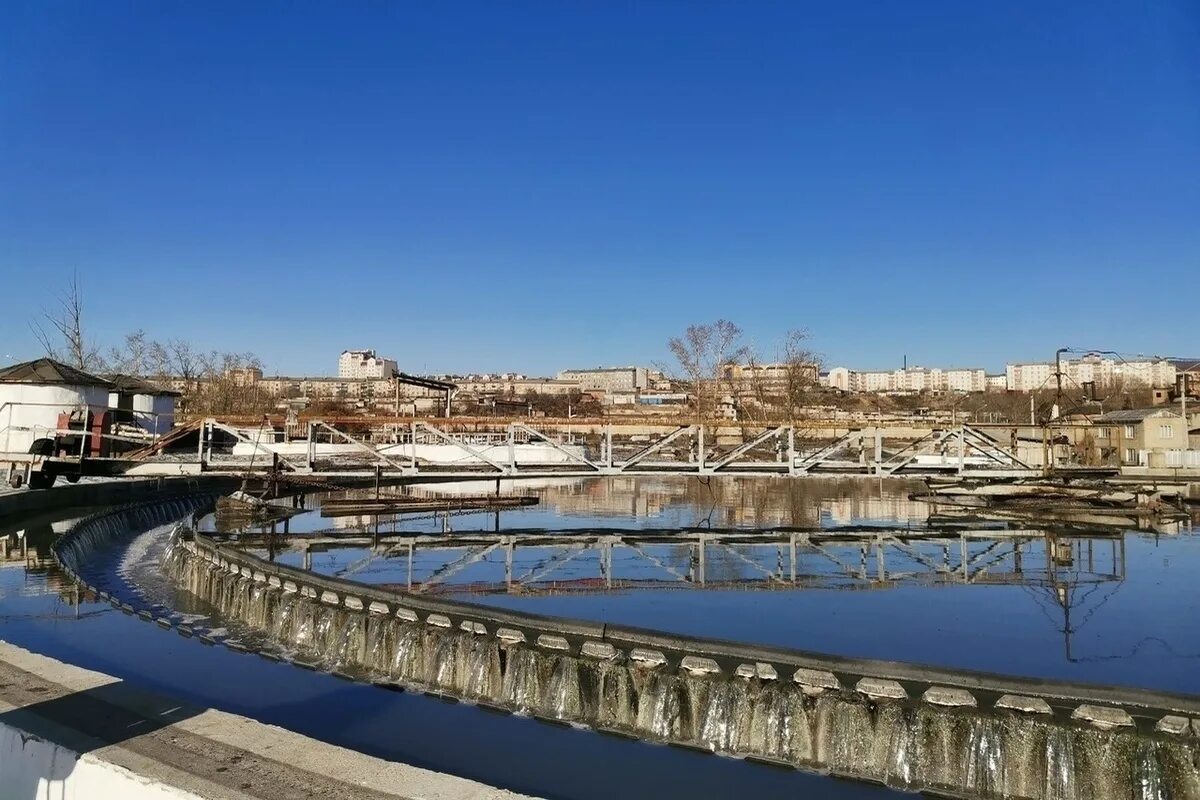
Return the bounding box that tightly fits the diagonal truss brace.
[617,426,695,472]
[510,423,602,470]
[308,420,412,471]
[207,420,302,471]
[709,426,786,471]
[416,422,507,472]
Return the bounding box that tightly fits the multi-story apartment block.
[1006,362,1055,392]
[338,350,398,380]
[556,367,649,393]
[826,366,985,394]
[1006,356,1175,392]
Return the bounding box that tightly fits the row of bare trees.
[667,320,822,423]
[30,275,269,416]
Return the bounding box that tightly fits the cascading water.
[964,716,1005,797]
[138,528,1200,800]
[543,656,585,720]
[1042,723,1076,800]
[697,676,750,752]
[501,646,543,713]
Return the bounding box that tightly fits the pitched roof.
[0,358,111,387]
[1095,407,1179,423]
[103,373,182,396]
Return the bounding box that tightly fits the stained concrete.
[0,642,534,800]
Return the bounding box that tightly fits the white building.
[828,365,985,394]
[1006,362,1055,392]
[0,359,112,454]
[1006,356,1176,392]
[106,374,180,435]
[338,350,398,380]
[826,367,851,392]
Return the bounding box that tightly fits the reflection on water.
[0,505,898,800]
[208,476,1200,694]
[155,527,1200,800]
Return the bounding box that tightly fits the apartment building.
[1006,356,1175,393]
[338,350,398,380]
[826,365,985,394]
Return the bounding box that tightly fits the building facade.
[826,365,985,394]
[556,367,649,393]
[1006,357,1176,393]
[1093,408,1187,467]
[338,350,398,380]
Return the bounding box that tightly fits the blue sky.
[2,2,1198,376]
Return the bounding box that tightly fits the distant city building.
[226,366,263,387]
[1006,356,1176,392]
[825,365,985,394]
[556,367,650,393]
[720,362,820,385]
[338,350,397,380]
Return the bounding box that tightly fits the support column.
[505,540,513,589]
[787,427,796,476]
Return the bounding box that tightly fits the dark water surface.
[3,475,1198,799]
[230,476,1200,695]
[0,486,905,800]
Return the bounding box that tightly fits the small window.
[1124,425,1136,438]
[1096,427,1109,438]
[1159,424,1174,439]
[1125,448,1139,464]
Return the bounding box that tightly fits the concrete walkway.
[0,642,534,800]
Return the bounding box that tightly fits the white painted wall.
[0,384,109,454]
[230,440,585,465]
[137,395,175,436]
[107,394,175,435]
[0,720,203,800]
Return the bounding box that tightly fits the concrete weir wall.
[0,480,529,800]
[49,495,1200,800]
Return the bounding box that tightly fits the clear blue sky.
[2,2,1197,376]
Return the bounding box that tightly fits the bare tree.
[104,330,160,376]
[668,320,749,422]
[31,272,103,370]
[780,328,820,422]
[166,339,203,390]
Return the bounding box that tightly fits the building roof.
[0,358,111,387]
[1095,408,1180,423]
[103,373,183,396]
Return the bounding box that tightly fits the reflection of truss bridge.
[279,528,1124,596]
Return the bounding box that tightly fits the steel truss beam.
[510,423,601,471]
[616,425,695,472]
[709,426,786,471]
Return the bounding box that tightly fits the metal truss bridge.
[140,420,1043,481]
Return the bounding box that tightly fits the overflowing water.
[147,527,1200,800]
